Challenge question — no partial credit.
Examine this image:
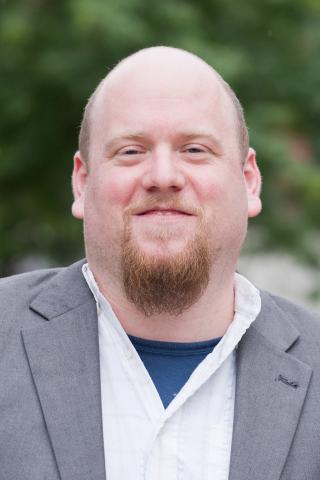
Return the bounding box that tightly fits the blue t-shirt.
[129,335,221,408]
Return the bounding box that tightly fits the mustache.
[123,195,204,217]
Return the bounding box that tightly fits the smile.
[138,209,192,216]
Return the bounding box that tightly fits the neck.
[91,266,235,342]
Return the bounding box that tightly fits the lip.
[136,208,193,216]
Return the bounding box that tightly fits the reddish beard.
[121,215,212,317]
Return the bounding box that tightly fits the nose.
[141,146,186,192]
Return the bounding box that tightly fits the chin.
[136,238,189,257]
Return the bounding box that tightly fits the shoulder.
[261,290,320,335]
[259,289,320,363]
[0,262,85,332]
[0,266,63,301]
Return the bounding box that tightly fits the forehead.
[90,52,237,146]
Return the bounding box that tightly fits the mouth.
[138,208,191,216]
[136,207,193,216]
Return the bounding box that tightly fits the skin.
[72,47,262,341]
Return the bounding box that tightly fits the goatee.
[121,224,212,316]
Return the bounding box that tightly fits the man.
[1,47,320,480]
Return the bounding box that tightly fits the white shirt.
[82,264,261,480]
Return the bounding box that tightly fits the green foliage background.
[1,0,320,274]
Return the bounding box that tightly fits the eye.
[118,146,145,155]
[185,146,205,154]
[114,145,147,165]
[182,144,209,155]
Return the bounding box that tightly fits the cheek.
[89,167,139,209]
[192,168,248,221]
[198,180,225,201]
[83,170,137,244]
[190,168,231,203]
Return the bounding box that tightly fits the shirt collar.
[82,262,261,342]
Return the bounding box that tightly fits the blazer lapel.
[229,292,312,480]
[21,261,106,480]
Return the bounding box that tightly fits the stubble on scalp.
[121,211,215,317]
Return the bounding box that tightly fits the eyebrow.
[179,131,222,149]
[103,132,145,155]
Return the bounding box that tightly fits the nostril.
[142,166,186,192]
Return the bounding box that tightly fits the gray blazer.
[1,260,320,480]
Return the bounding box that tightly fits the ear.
[244,147,262,218]
[71,151,88,220]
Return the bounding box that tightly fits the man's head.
[72,46,262,315]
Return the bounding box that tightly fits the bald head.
[79,46,249,163]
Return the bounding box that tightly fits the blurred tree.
[0,0,319,274]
